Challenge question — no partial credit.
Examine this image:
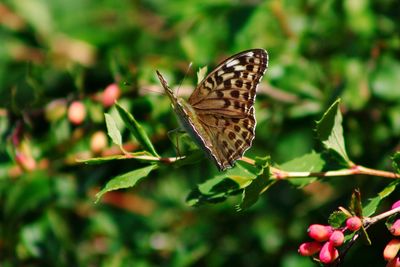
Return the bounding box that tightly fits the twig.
[364,206,400,226]
[272,165,399,180]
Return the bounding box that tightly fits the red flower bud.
[15,152,37,172]
[390,219,400,236]
[384,239,400,261]
[308,224,333,242]
[298,242,322,256]
[102,83,121,107]
[329,230,344,247]
[90,131,108,154]
[346,216,362,231]
[68,101,86,125]
[392,200,400,210]
[319,241,339,264]
[386,257,400,267]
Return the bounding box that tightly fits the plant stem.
[272,165,400,180]
[364,206,400,226]
[115,152,400,180]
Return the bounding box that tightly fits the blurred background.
[1,0,399,266]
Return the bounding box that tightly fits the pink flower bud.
[346,216,362,231]
[392,200,400,210]
[308,224,333,242]
[386,257,400,267]
[102,83,121,107]
[329,230,344,247]
[384,239,400,261]
[68,101,86,125]
[390,220,400,236]
[90,131,108,154]
[15,152,36,171]
[298,241,322,256]
[319,241,339,264]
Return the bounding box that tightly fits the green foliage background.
[1,0,400,266]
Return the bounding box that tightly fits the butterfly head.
[156,70,179,104]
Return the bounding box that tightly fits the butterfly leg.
[167,128,186,159]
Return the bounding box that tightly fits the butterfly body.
[157,49,268,171]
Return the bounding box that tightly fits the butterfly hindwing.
[198,114,257,170]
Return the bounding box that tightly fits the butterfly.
[156,49,268,171]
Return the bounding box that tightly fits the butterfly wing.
[188,49,268,170]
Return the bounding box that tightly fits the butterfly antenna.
[176,62,193,96]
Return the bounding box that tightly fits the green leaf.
[341,59,369,110]
[392,151,400,174]
[115,102,159,157]
[186,178,241,206]
[328,211,348,228]
[186,157,276,209]
[105,113,122,146]
[360,225,372,245]
[385,215,398,232]
[5,173,53,220]
[363,180,400,217]
[172,150,205,169]
[168,131,199,153]
[77,151,157,164]
[223,163,257,188]
[186,163,256,206]
[78,155,128,164]
[316,99,351,165]
[95,164,158,203]
[279,151,325,187]
[238,156,274,211]
[349,189,363,217]
[371,57,400,101]
[197,66,208,84]
[166,131,206,168]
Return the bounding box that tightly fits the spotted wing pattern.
[188,49,268,170]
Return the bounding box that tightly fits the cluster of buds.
[298,216,362,264]
[384,200,400,267]
[65,83,121,125]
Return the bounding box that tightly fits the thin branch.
[101,148,400,180]
[272,165,400,180]
[364,206,400,226]
[357,166,400,179]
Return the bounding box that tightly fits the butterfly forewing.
[188,49,268,108]
[157,49,268,171]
